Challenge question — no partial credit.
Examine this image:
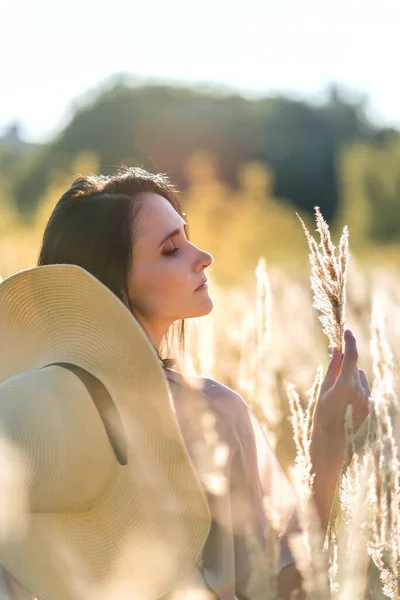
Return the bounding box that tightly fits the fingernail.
[345,329,354,339]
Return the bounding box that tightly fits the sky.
[1,0,400,143]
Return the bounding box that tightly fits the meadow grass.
[176,207,400,598]
[0,205,400,598]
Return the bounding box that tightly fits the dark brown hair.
[37,166,188,360]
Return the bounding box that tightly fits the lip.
[195,279,208,291]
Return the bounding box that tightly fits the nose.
[195,248,213,271]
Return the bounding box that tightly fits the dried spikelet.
[255,257,272,360]
[244,506,278,600]
[288,500,329,599]
[238,311,257,397]
[287,383,306,458]
[287,383,314,507]
[335,456,370,600]
[380,570,400,600]
[297,207,349,353]
[370,299,399,503]
[368,445,384,562]
[286,373,341,594]
[326,526,339,595]
[366,297,400,597]
[337,226,349,323]
[237,261,278,446]
[371,296,398,410]
[305,366,324,443]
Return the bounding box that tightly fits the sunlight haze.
[2,0,400,141]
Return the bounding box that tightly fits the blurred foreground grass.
[1,169,400,597]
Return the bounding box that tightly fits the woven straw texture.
[0,265,211,600]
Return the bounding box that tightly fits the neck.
[134,314,172,357]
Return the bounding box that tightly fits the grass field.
[1,204,400,598]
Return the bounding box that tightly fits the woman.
[0,167,370,599]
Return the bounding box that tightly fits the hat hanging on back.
[0,264,211,600]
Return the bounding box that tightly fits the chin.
[187,296,214,318]
[199,301,214,316]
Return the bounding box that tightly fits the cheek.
[149,266,186,308]
[128,261,185,316]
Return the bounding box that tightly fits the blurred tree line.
[0,79,399,282]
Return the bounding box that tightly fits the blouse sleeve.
[229,393,301,598]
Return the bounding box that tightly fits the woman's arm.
[278,330,370,599]
[309,330,370,531]
[228,329,369,599]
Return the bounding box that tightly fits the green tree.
[11,80,380,223]
[336,133,400,245]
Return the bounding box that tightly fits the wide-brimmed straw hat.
[0,264,211,600]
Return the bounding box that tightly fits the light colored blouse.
[0,365,299,600]
[162,366,299,599]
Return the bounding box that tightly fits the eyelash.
[164,247,180,257]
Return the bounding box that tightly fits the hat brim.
[0,265,211,600]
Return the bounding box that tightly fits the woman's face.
[126,193,214,346]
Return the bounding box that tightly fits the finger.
[320,346,342,394]
[354,368,362,387]
[359,369,371,396]
[337,329,358,387]
[353,389,370,429]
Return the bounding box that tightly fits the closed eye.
[163,247,180,257]
[158,223,188,249]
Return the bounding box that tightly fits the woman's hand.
[307,329,370,533]
[278,331,370,600]
[311,329,370,465]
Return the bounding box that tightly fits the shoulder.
[164,368,249,415]
[164,368,236,396]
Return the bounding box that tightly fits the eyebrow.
[158,223,187,248]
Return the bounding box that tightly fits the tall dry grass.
[172,207,400,598]
[0,202,400,598]
[297,206,349,354]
